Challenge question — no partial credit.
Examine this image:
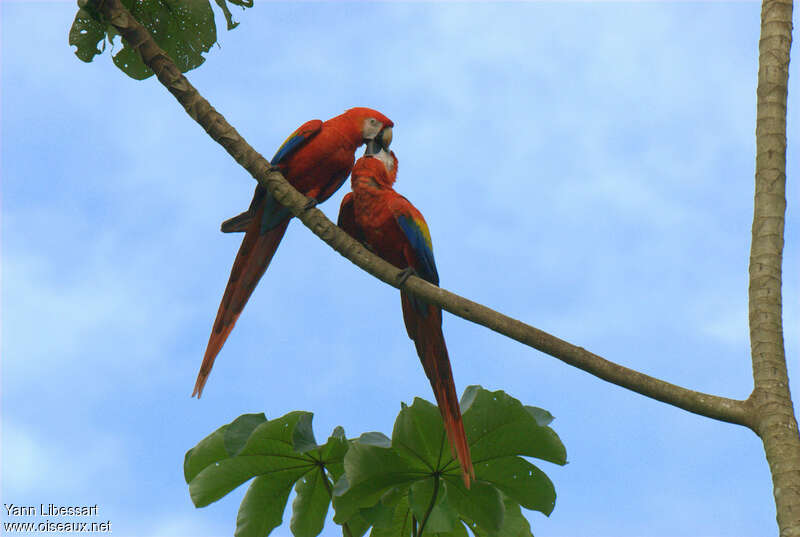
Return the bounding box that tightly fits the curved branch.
[84,0,754,428]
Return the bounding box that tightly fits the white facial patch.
[374,149,395,172]
[362,117,382,140]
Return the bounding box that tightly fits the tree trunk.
[749,0,798,534]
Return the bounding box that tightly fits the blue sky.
[2,1,799,536]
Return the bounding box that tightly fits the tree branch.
[83,0,754,428]
[748,0,799,534]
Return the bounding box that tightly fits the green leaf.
[189,412,312,507]
[359,431,392,448]
[292,412,319,453]
[289,426,350,537]
[408,478,459,534]
[212,0,239,30]
[446,480,504,536]
[186,387,564,537]
[378,485,408,510]
[187,413,352,537]
[225,413,267,456]
[465,496,533,537]
[184,424,230,483]
[69,8,106,63]
[525,406,554,427]
[360,501,396,530]
[421,520,470,537]
[369,495,413,537]
[189,444,305,508]
[71,0,218,80]
[235,473,298,537]
[114,0,217,80]
[337,387,565,536]
[459,385,481,412]
[369,490,469,537]
[290,467,329,537]
[319,427,349,482]
[476,456,555,516]
[496,499,535,537]
[462,387,566,466]
[346,513,372,537]
[333,440,419,525]
[393,399,452,475]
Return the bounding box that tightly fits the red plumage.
[339,152,475,488]
[193,108,393,397]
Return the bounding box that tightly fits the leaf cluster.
[184,386,567,537]
[69,0,251,80]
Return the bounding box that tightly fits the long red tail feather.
[192,213,291,397]
[404,294,474,488]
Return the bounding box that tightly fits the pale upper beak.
[365,126,392,156]
[379,126,392,149]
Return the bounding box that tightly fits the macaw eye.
[369,118,379,126]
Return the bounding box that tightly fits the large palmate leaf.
[333,387,567,536]
[184,412,347,537]
[70,0,252,79]
[186,386,566,537]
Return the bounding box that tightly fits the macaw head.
[353,146,397,188]
[343,107,393,155]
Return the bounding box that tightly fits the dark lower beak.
[365,126,392,157]
[365,138,381,156]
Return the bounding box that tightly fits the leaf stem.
[416,475,440,537]
[316,465,354,537]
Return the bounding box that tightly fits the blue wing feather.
[270,119,323,165]
[260,119,323,232]
[271,134,306,165]
[260,190,292,232]
[397,214,439,286]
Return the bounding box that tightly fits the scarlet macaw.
[338,148,475,487]
[193,107,393,397]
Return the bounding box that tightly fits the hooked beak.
[379,126,392,149]
[365,126,392,157]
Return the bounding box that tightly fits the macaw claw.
[397,267,417,287]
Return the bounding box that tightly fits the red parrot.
[193,107,393,397]
[338,148,475,488]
